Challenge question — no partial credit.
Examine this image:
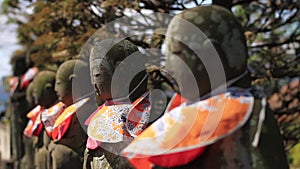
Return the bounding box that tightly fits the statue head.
[165,5,248,99]
[10,50,28,76]
[90,39,146,101]
[32,71,57,108]
[55,59,92,106]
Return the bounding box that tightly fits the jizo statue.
[9,53,30,169]
[84,39,150,169]
[30,70,58,169]
[163,5,288,169]
[47,59,96,169]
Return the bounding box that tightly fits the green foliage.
[233,1,300,147]
[233,1,300,152]
[289,143,300,168]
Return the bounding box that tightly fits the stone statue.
[30,70,58,169]
[47,59,96,169]
[163,5,288,169]
[9,52,30,169]
[85,39,148,169]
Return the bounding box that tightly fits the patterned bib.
[122,87,254,168]
[41,102,65,137]
[41,98,89,141]
[51,98,90,141]
[87,93,151,146]
[20,67,38,89]
[23,105,44,137]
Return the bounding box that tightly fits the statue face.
[54,77,72,103]
[55,60,93,105]
[164,5,249,99]
[165,36,207,100]
[33,86,56,107]
[91,64,112,100]
[89,39,139,101]
[32,71,57,108]
[55,68,72,106]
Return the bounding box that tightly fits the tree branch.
[250,38,300,48]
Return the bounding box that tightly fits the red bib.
[23,105,44,137]
[51,98,89,141]
[20,67,38,89]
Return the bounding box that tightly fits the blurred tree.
[2,0,299,78]
[219,1,300,167]
[230,0,300,147]
[1,0,209,68]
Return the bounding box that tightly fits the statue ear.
[45,83,53,90]
[69,74,78,81]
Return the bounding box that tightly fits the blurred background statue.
[30,70,57,169]
[9,50,31,169]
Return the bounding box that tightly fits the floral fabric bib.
[41,102,65,137]
[51,98,90,141]
[41,98,89,141]
[122,87,254,169]
[87,93,151,147]
[23,105,44,137]
[20,67,38,89]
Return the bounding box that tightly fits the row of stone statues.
[9,5,288,169]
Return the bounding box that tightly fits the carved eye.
[94,73,101,78]
[172,50,182,55]
[56,80,61,85]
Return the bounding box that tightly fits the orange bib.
[41,102,65,137]
[41,98,89,141]
[123,87,254,168]
[20,67,38,89]
[23,105,44,137]
[52,98,89,141]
